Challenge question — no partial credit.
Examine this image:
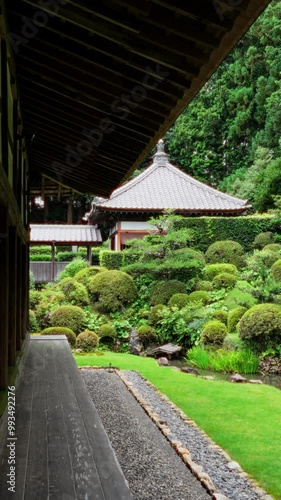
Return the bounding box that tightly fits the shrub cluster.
[168,293,189,309]
[150,280,186,305]
[203,263,238,280]
[100,250,123,270]
[239,303,281,352]
[212,272,237,290]
[41,326,76,346]
[136,325,158,347]
[228,307,247,333]
[205,240,245,269]
[201,320,227,346]
[89,270,137,312]
[50,305,85,333]
[76,330,99,352]
[187,291,210,305]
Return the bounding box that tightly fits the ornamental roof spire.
[153,138,168,164]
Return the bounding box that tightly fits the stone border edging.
[114,369,272,500]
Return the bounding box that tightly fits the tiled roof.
[30,225,102,244]
[96,141,250,213]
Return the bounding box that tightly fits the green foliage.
[211,310,228,325]
[88,270,137,312]
[29,310,38,333]
[228,307,248,333]
[30,253,52,261]
[187,291,210,305]
[205,240,245,269]
[57,257,89,280]
[201,320,227,346]
[57,278,89,306]
[30,245,51,254]
[194,280,213,291]
[271,259,281,282]
[203,263,238,280]
[150,280,186,305]
[29,271,35,289]
[168,293,189,309]
[50,305,85,333]
[100,250,123,270]
[56,251,77,262]
[76,331,99,352]
[149,304,168,325]
[41,326,76,346]
[225,288,257,310]
[263,243,281,252]
[212,272,237,290]
[29,290,42,309]
[187,346,259,374]
[136,325,158,347]
[254,231,275,249]
[239,303,281,352]
[98,323,117,339]
[74,266,106,289]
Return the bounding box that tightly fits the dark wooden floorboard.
[0,338,133,500]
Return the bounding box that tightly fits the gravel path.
[81,369,271,500]
[82,369,210,500]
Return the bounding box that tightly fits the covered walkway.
[0,337,133,500]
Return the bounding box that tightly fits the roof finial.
[154,138,168,164]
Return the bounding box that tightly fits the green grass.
[75,352,281,499]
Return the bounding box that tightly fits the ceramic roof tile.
[30,225,102,243]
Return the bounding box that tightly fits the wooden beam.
[16,237,22,350]
[0,205,9,390]
[8,226,17,366]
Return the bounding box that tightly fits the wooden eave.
[5,0,272,197]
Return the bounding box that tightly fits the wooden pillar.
[0,205,9,390]
[87,245,92,265]
[51,242,55,281]
[16,237,22,350]
[21,243,28,340]
[8,226,17,365]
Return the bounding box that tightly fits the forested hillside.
[165,0,281,212]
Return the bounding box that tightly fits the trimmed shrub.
[29,309,38,333]
[149,304,167,325]
[203,263,238,281]
[41,326,76,346]
[253,231,274,249]
[100,250,123,270]
[239,303,281,352]
[58,257,89,280]
[56,251,77,262]
[263,243,281,252]
[228,307,247,333]
[212,272,237,290]
[30,253,52,261]
[271,259,281,282]
[194,280,213,291]
[136,325,158,347]
[30,245,51,254]
[29,290,42,309]
[98,323,117,340]
[50,305,85,333]
[205,240,245,269]
[150,280,186,305]
[211,310,228,325]
[76,330,99,352]
[74,266,106,289]
[173,247,206,266]
[225,288,257,310]
[187,291,211,305]
[57,278,89,306]
[248,249,280,270]
[201,320,227,346]
[168,293,189,309]
[88,270,137,312]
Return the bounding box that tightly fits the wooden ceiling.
[6,0,271,197]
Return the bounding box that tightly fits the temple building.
[87,140,251,250]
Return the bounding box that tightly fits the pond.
[170,359,281,390]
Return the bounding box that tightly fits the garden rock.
[129,328,143,355]
[180,366,200,376]
[229,373,247,383]
[158,357,169,366]
[249,379,263,384]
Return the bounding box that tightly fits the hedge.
[173,215,281,252]
[99,250,123,269]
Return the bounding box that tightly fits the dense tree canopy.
[165,0,281,211]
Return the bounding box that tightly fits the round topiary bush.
[173,248,206,266]
[29,290,42,309]
[98,323,117,340]
[149,304,167,325]
[227,306,247,333]
[263,243,281,253]
[29,309,38,333]
[249,249,280,270]
[271,259,281,282]
[194,280,213,291]
[58,257,89,280]
[203,263,238,281]
[50,305,85,333]
[205,241,245,269]
[212,272,237,290]
[74,266,106,289]
[136,325,158,347]
[201,320,227,346]
[253,232,274,249]
[40,326,76,346]
[57,278,89,306]
[211,310,228,325]
[88,270,137,312]
[168,293,189,309]
[150,280,186,305]
[187,291,211,305]
[239,303,281,352]
[76,330,99,352]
